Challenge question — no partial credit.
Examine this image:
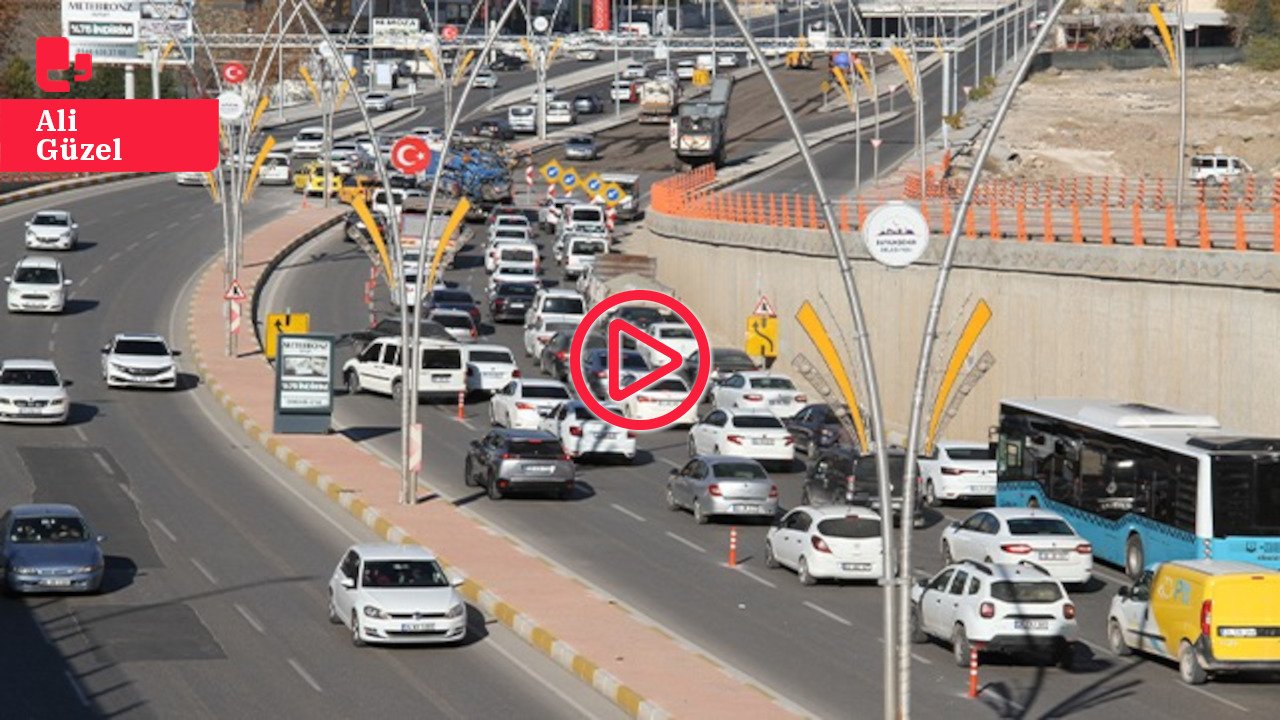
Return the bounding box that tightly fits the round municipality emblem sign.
[861,202,930,268]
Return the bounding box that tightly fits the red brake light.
[515,402,535,410]
[569,426,583,436]
[501,453,511,460]
[626,431,636,439]
[555,350,568,360]
[744,393,764,401]
[637,395,654,403]
[1064,603,1076,620]
[979,602,995,619]
[795,394,807,403]
[563,453,573,461]
[1075,543,1092,554]
[1001,543,1032,554]
[595,370,606,378]
[708,483,722,496]
[1200,599,1212,638]
[726,434,745,445]
[769,485,778,498]
[512,369,521,378]
[811,536,832,553]
[783,436,794,446]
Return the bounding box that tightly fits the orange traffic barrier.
[1043,202,1055,243]
[1198,202,1210,249]
[965,206,977,239]
[808,195,819,229]
[839,198,850,233]
[1015,202,1027,242]
[1274,206,1280,252]
[1235,203,1247,251]
[1165,204,1176,248]
[1070,203,1083,243]
[988,203,1000,240]
[1244,176,1256,210]
[1133,202,1144,247]
[920,200,931,230]
[1085,177,1095,206]
[967,642,981,698]
[1118,178,1127,208]
[1137,177,1146,208]
[780,194,791,227]
[858,199,868,229]
[769,194,778,225]
[728,527,738,567]
[943,201,954,236]
[1219,180,1230,211]
[1156,178,1166,208]
[1100,203,1112,245]
[456,391,466,420]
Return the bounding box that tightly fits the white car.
[488,242,540,275]
[560,235,607,280]
[620,375,698,426]
[174,171,208,186]
[259,152,292,185]
[489,379,572,429]
[489,214,531,236]
[343,337,466,399]
[6,256,70,313]
[0,359,70,424]
[473,71,497,89]
[526,288,587,329]
[363,92,395,112]
[328,543,467,646]
[939,508,1093,585]
[573,48,599,61]
[410,126,443,143]
[528,86,558,103]
[640,322,699,364]
[24,211,78,251]
[101,333,178,389]
[464,345,519,395]
[427,308,478,343]
[711,372,808,418]
[910,561,1080,668]
[620,62,647,80]
[676,60,696,80]
[485,234,534,272]
[609,79,635,102]
[486,262,540,296]
[688,409,796,465]
[917,441,997,506]
[523,317,579,359]
[539,400,636,461]
[716,53,739,68]
[291,126,325,157]
[766,505,885,585]
[545,100,577,126]
[372,188,406,218]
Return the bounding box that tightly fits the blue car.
[2,504,105,595]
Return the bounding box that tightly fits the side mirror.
[948,521,960,530]
[64,279,73,286]
[450,576,464,587]
[340,577,356,589]
[101,345,111,353]
[96,534,107,543]
[62,379,73,387]
[915,577,928,589]
[3,277,10,284]
[170,350,182,357]
[72,223,79,229]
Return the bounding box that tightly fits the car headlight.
[49,398,65,406]
[12,567,37,575]
[445,602,465,619]
[363,605,388,619]
[77,565,100,573]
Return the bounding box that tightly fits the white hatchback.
[766,505,884,585]
[6,256,70,313]
[25,210,78,251]
[940,508,1093,585]
[917,441,997,506]
[328,543,467,646]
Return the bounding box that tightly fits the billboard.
[139,1,194,43]
[371,17,421,49]
[61,0,192,65]
[273,334,335,433]
[62,0,140,46]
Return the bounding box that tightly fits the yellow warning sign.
[744,315,779,358]
[265,312,310,360]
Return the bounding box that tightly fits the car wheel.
[951,624,972,667]
[351,612,365,646]
[464,458,477,487]
[693,500,708,524]
[798,557,816,586]
[487,477,503,500]
[765,541,780,568]
[924,481,939,508]
[1109,620,1132,656]
[942,541,954,565]
[1125,534,1145,580]
[345,370,361,395]
[328,592,342,624]
[665,487,680,511]
[391,380,403,404]
[1179,641,1207,685]
[909,606,928,643]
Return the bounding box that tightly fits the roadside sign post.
[272,333,335,434]
[744,294,779,365]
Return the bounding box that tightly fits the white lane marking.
[165,221,180,230]
[89,264,103,275]
[72,426,88,442]
[64,671,90,707]
[50,321,59,336]
[288,658,323,692]
[234,603,267,635]
[190,557,218,585]
[664,531,707,553]
[93,452,114,475]
[732,566,777,588]
[47,338,55,353]
[610,503,646,522]
[127,241,140,251]
[117,483,139,505]
[803,601,852,626]
[654,456,682,469]
[108,252,122,263]
[145,231,159,240]
[1181,685,1249,713]
[482,634,602,720]
[153,518,177,542]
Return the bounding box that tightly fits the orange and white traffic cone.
[728,527,738,567]
[967,643,981,698]
[456,390,465,420]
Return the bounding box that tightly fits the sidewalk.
[185,210,800,720]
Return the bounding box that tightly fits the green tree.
[0,56,37,99]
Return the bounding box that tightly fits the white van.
[508,105,536,134]
[260,152,292,185]
[1190,154,1252,185]
[562,235,609,280]
[562,203,606,233]
[342,337,467,399]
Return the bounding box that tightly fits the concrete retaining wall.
[643,209,1280,440]
[1029,47,1244,74]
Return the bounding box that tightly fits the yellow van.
[1107,560,1280,684]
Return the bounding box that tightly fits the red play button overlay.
[569,290,710,432]
[607,319,684,401]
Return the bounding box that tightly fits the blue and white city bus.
[995,399,1280,579]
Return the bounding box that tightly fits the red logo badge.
[569,290,710,432]
[222,62,248,85]
[390,135,432,175]
[35,37,92,93]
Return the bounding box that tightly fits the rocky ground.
[987,64,1280,180]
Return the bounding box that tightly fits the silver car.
[1,504,105,594]
[665,456,779,524]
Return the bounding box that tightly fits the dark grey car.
[800,447,924,526]
[464,429,576,500]
[1,504,105,594]
[786,403,856,455]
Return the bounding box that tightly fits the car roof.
[958,561,1059,582]
[938,441,989,451]
[699,455,768,467]
[736,371,792,380]
[349,542,437,561]
[466,344,513,357]
[298,125,324,133]
[9,503,84,518]
[112,333,167,343]
[539,288,583,298]
[15,255,62,269]
[794,504,882,521]
[721,408,781,418]
[1,358,59,371]
[518,378,568,389]
[981,507,1067,521]
[32,210,70,218]
[429,308,471,318]
[1167,559,1280,576]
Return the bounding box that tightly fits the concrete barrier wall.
[644,209,1280,440]
[1029,47,1245,74]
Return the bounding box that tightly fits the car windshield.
[10,516,87,543]
[496,229,526,238]
[508,439,565,458]
[571,241,606,255]
[659,327,694,339]
[620,354,649,371]
[298,131,323,141]
[990,581,1064,603]
[750,377,796,390]
[571,209,602,222]
[711,462,767,480]
[14,267,59,284]
[818,517,882,539]
[360,560,449,588]
[432,314,472,329]
[619,307,664,324]
[470,350,512,364]
[568,138,592,147]
[512,107,533,116]
[420,349,462,369]
[433,290,474,304]
[543,298,584,314]
[32,214,68,226]
[523,385,571,400]
[113,340,168,355]
[1006,518,1076,536]
[502,249,536,262]
[947,446,995,461]
[498,284,537,297]
[499,266,535,277]
[0,369,59,386]
[731,415,784,429]
[713,350,756,369]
